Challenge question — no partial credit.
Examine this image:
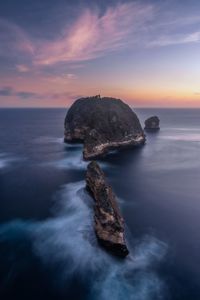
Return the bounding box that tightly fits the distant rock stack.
[64,96,145,160]
[144,116,160,131]
[86,161,129,257]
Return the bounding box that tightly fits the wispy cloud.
[148,31,200,47]
[0,19,34,58]
[0,3,154,68]
[34,3,154,66]
[16,64,30,72]
[16,91,40,100]
[0,86,13,96]
[51,91,83,100]
[1,2,200,68]
[0,86,81,103]
[0,86,40,100]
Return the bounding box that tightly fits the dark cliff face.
[64,96,145,159]
[86,161,129,257]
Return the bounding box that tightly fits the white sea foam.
[0,181,168,299]
[34,136,88,170]
[33,136,85,149]
[0,159,7,169]
[48,154,87,170]
[0,153,10,169]
[45,147,108,170]
[33,136,65,144]
[0,152,23,169]
[34,136,111,170]
[161,133,200,142]
[165,127,200,132]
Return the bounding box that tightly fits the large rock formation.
[144,116,160,131]
[64,96,145,160]
[86,161,129,257]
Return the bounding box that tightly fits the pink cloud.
[0,3,153,70]
[2,2,200,69]
[16,65,30,72]
[0,19,34,57]
[34,3,154,66]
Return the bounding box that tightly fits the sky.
[0,0,200,108]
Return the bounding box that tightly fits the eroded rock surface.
[86,161,129,257]
[64,96,145,159]
[144,116,160,131]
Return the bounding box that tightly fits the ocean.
[0,108,200,300]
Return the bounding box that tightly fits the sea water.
[0,108,200,300]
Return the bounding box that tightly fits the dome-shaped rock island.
[64,96,145,159]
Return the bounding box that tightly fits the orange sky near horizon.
[1,72,200,108]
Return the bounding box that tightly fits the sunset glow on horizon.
[1,0,200,108]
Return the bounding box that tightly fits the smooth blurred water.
[0,108,200,300]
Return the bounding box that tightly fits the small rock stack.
[144,116,160,131]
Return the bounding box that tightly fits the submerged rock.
[86,161,129,257]
[64,96,145,160]
[144,116,160,131]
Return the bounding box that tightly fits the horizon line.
[1,106,200,109]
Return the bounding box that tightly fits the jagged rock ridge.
[86,161,129,257]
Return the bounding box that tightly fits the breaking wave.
[45,146,108,170]
[33,136,65,145]
[0,181,168,299]
[0,154,8,169]
[0,152,24,169]
[161,133,200,142]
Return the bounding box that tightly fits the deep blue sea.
[0,108,200,300]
